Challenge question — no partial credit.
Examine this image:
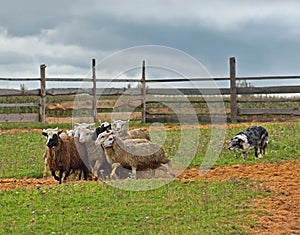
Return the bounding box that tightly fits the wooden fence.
[0,57,300,123]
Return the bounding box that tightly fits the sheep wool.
[101,132,173,179]
[42,129,89,184]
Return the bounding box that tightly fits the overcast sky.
[1,0,300,88]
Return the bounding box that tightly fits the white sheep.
[95,130,173,179]
[111,120,150,140]
[78,128,111,179]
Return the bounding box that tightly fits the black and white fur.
[228,126,269,160]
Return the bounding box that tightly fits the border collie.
[228,126,269,160]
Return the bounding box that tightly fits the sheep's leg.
[42,151,48,178]
[78,170,82,180]
[43,164,48,178]
[131,166,137,179]
[64,169,71,181]
[110,163,121,179]
[93,160,102,178]
[43,157,48,178]
[58,170,64,184]
[83,168,88,181]
[51,170,59,181]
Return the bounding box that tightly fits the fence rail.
[0,57,300,123]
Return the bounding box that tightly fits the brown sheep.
[96,130,173,179]
[42,129,89,184]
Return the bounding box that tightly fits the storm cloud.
[1,0,300,87]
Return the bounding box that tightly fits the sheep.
[78,128,111,179]
[42,127,60,178]
[42,128,89,184]
[42,129,83,178]
[96,130,173,179]
[71,122,96,176]
[111,120,150,141]
[92,121,112,141]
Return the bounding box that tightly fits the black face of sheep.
[92,123,112,141]
[43,130,63,148]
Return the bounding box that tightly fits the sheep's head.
[111,120,128,133]
[92,122,112,140]
[73,123,95,138]
[95,130,114,146]
[66,130,74,136]
[74,122,95,129]
[78,129,94,144]
[42,128,63,148]
[102,133,116,148]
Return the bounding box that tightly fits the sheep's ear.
[88,123,95,129]
[42,131,48,137]
[58,130,64,136]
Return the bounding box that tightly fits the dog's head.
[228,134,248,151]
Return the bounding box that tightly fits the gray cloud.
[0,0,300,88]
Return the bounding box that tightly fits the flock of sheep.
[42,120,174,184]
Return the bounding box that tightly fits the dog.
[228,126,268,160]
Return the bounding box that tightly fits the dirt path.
[1,160,299,234]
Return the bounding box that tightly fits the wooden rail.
[0,57,299,123]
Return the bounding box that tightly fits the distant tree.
[20,84,27,91]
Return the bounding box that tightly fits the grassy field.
[0,121,299,178]
[0,121,299,234]
[0,179,269,234]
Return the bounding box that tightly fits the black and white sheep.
[92,121,112,141]
[42,128,89,184]
[96,130,173,179]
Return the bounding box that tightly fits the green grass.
[192,122,300,167]
[0,122,299,178]
[0,121,298,234]
[0,179,269,235]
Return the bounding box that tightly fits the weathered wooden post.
[92,58,97,123]
[39,64,46,123]
[230,57,237,122]
[141,60,146,123]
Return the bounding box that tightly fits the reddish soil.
[178,160,300,235]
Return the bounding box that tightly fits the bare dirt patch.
[178,160,300,235]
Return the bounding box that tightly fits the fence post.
[92,58,97,123]
[141,60,146,123]
[39,64,46,124]
[230,57,237,122]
